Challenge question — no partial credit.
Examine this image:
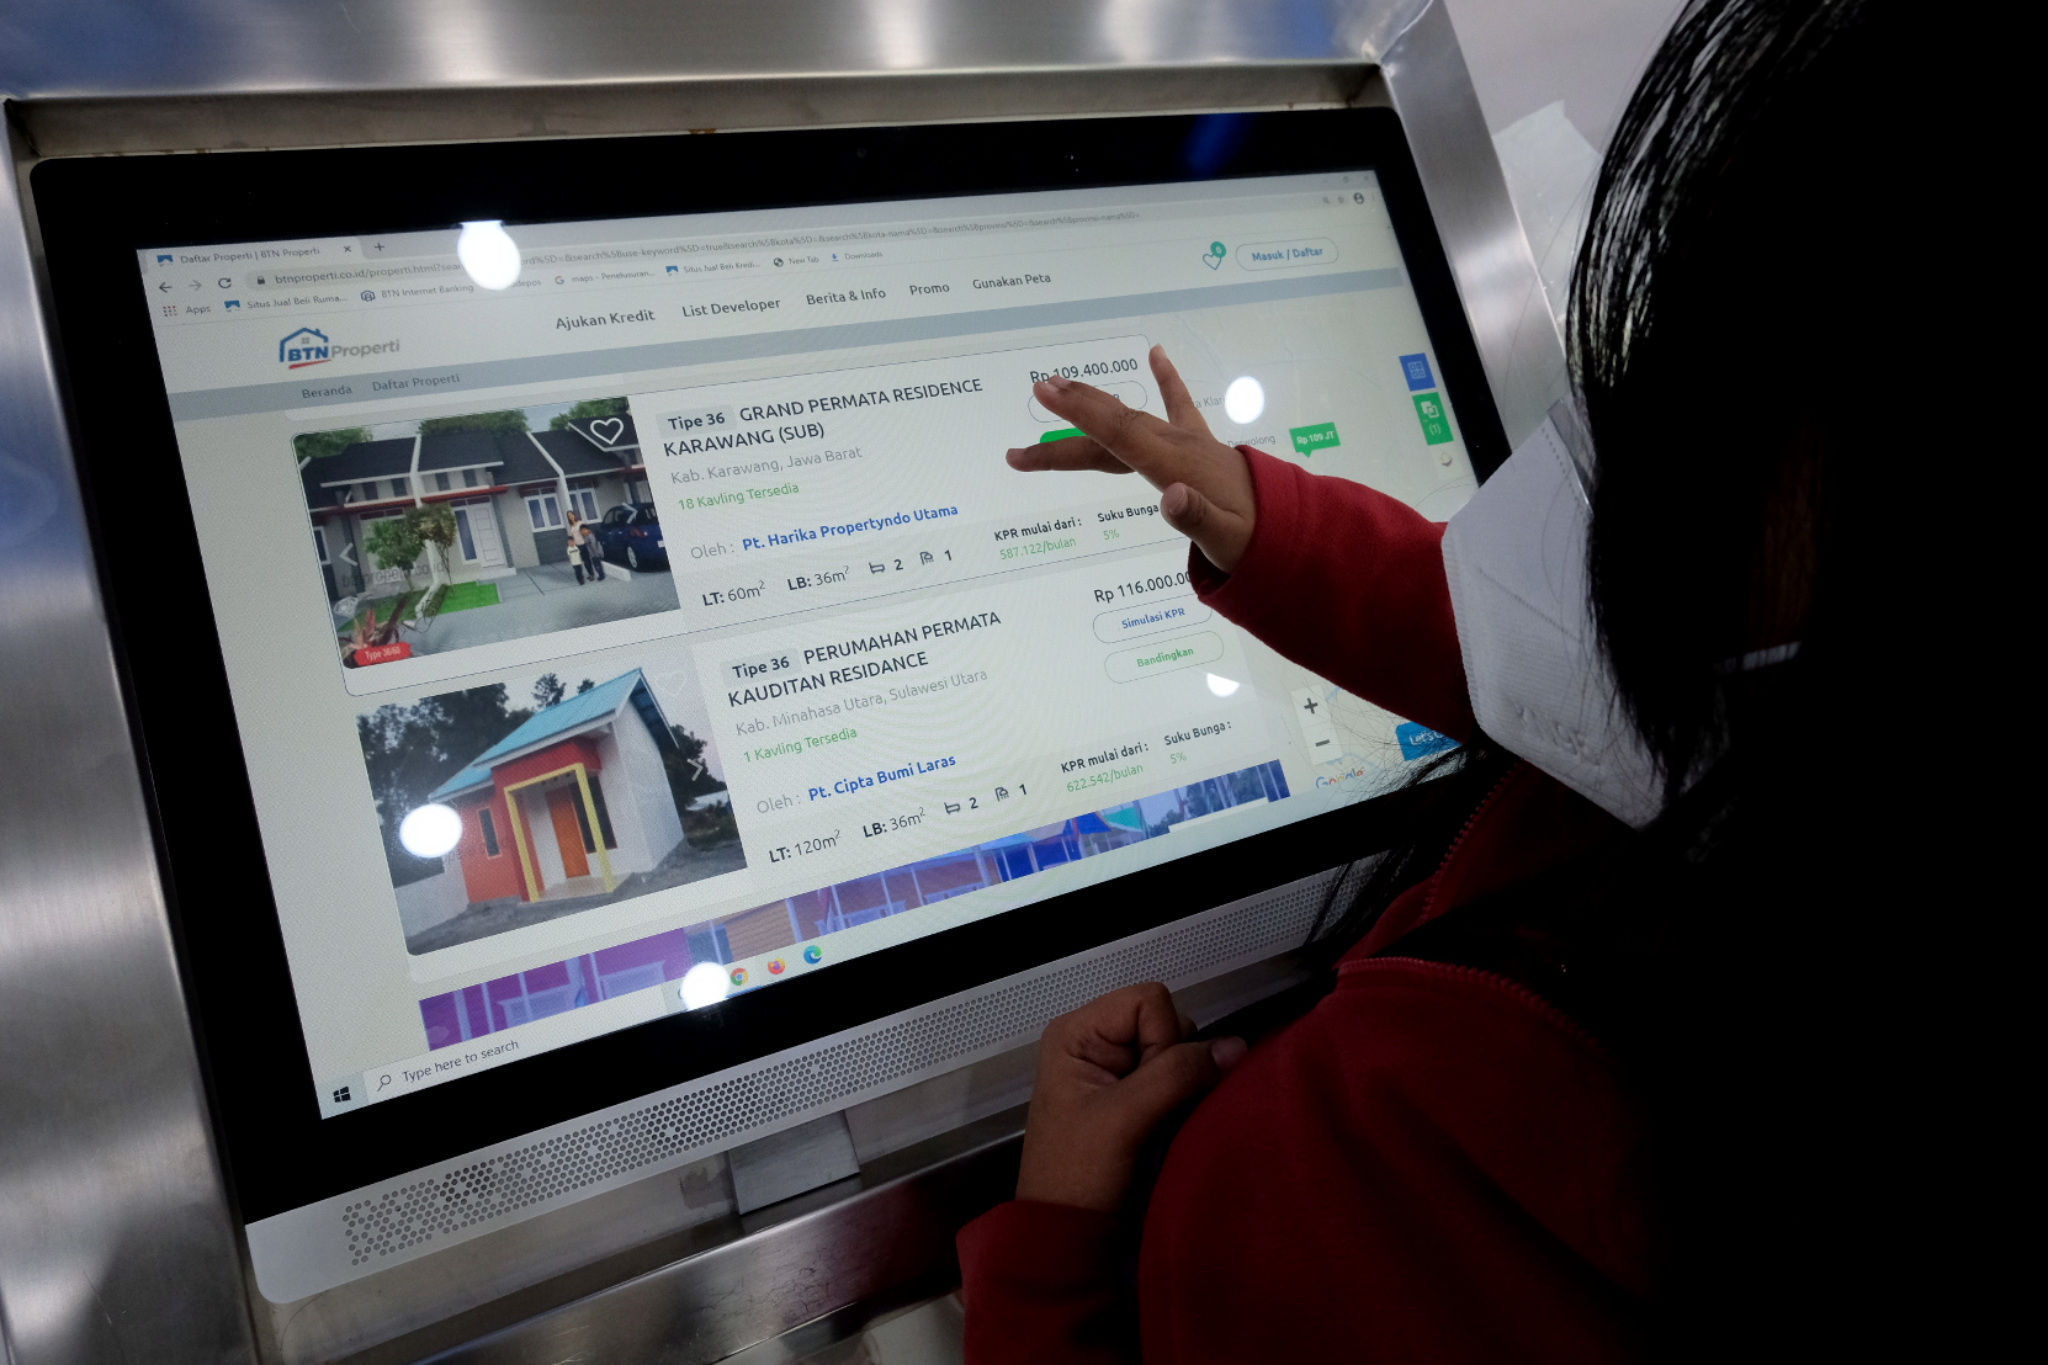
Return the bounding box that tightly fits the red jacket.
[958,449,1649,1363]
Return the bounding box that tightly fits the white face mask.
[1439,410,1665,828]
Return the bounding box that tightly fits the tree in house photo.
[293,426,372,462]
[416,409,529,436]
[549,397,627,430]
[408,501,458,591]
[361,682,531,887]
[363,513,426,595]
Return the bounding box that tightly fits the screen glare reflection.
[1223,375,1266,424]
[678,961,733,1010]
[457,220,522,290]
[398,803,463,859]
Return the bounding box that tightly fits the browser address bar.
[267,208,1146,287]
[267,259,474,286]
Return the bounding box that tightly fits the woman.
[566,508,606,584]
[959,2,1961,1359]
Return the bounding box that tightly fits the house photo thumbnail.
[297,398,678,668]
[361,662,741,954]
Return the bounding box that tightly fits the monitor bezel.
[31,108,1507,1224]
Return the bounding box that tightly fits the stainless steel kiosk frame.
[0,3,1565,1361]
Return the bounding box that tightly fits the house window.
[312,525,328,564]
[570,777,619,852]
[454,507,478,560]
[462,469,480,488]
[570,487,600,522]
[526,492,562,530]
[359,481,381,502]
[434,472,451,491]
[389,478,409,500]
[686,923,734,966]
[478,808,501,857]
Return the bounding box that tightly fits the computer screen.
[35,111,1504,1217]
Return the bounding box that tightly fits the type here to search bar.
[360,983,670,1104]
[361,1037,522,1103]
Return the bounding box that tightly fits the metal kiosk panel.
[0,4,1561,1362]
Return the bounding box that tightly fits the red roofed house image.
[427,669,686,910]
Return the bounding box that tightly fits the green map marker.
[1290,421,1340,456]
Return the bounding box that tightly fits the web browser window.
[140,171,1479,1116]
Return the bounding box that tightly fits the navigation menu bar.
[167,269,1405,420]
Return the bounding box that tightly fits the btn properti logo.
[280,326,331,369]
[278,325,400,370]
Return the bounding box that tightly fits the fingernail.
[1211,1037,1248,1071]
[1041,374,1072,391]
[1004,447,1029,466]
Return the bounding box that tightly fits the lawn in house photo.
[296,397,677,668]
[360,659,743,953]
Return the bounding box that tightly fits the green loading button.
[1290,421,1340,457]
[1039,427,1084,443]
[1412,392,1454,445]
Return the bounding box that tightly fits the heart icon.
[588,416,626,447]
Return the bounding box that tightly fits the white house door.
[454,500,507,568]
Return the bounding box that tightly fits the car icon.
[592,501,668,571]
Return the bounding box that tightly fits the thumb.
[1160,482,1250,574]
[1116,1036,1247,1130]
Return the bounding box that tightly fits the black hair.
[1573,0,1913,800]
[1568,4,1973,1353]
[1299,1,1971,1354]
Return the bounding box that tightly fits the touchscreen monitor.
[33,110,1505,1222]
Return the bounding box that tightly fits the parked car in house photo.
[591,502,668,570]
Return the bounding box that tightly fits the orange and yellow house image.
[428,669,685,906]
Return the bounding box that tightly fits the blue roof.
[428,670,658,801]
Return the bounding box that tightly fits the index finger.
[1032,375,1207,492]
[1149,345,1211,436]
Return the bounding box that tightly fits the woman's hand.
[1015,982,1247,1212]
[1007,345,1258,574]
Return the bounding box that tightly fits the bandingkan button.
[1104,632,1224,682]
